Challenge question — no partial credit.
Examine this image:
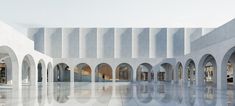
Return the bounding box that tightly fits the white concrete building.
[1,18,235,90]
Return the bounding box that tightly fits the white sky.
[0,0,234,28]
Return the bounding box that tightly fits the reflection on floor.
[0,82,234,106]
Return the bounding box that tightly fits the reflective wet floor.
[0,82,234,106]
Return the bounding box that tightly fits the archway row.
[53,62,159,82]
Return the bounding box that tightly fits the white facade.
[1,19,235,90]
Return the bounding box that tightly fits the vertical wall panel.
[132,28,149,58]
[185,28,202,55]
[150,28,167,59]
[167,28,184,58]
[28,28,45,53]
[62,28,79,58]
[80,28,97,58]
[45,28,62,58]
[115,28,132,58]
[97,28,114,58]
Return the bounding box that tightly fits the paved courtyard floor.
[0,82,234,106]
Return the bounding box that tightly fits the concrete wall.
[80,28,97,58]
[132,28,149,58]
[115,28,132,58]
[62,28,79,58]
[45,28,62,58]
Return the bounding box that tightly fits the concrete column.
[184,29,191,55]
[70,65,75,83]
[167,29,174,58]
[217,60,226,90]
[149,28,157,58]
[132,28,137,58]
[183,65,188,84]
[133,67,137,82]
[197,63,204,87]
[91,67,96,83]
[113,66,115,82]
[114,28,120,58]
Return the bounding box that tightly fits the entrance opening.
[54,63,70,82]
[95,63,112,82]
[0,63,7,84]
[227,61,233,85]
[202,55,217,86]
[74,63,92,82]
[115,63,133,82]
[176,62,183,81]
[160,63,173,82]
[185,60,196,84]
[225,51,235,89]
[0,46,18,85]
[158,66,165,81]
[137,63,153,82]
[37,61,44,82]
[22,55,35,85]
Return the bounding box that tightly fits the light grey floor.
[0,82,234,106]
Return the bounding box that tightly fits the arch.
[47,62,53,82]
[0,46,19,85]
[159,63,173,81]
[53,63,70,82]
[95,63,112,82]
[185,59,196,85]
[198,54,217,86]
[136,63,153,82]
[74,63,92,82]
[221,47,235,90]
[22,54,35,85]
[37,59,46,83]
[115,63,133,82]
[176,62,183,81]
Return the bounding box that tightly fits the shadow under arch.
[95,63,112,82]
[184,59,196,85]
[175,62,183,81]
[37,59,46,83]
[53,63,70,82]
[159,63,173,82]
[74,63,92,82]
[115,63,133,82]
[136,63,153,82]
